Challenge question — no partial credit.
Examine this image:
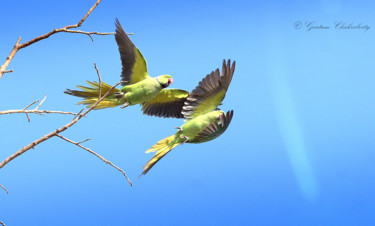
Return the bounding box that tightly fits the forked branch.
[0,81,120,170]
[0,64,132,189]
[0,0,132,78]
[0,96,78,122]
[62,30,116,42]
[56,134,133,186]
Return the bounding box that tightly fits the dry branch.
[0,184,9,194]
[0,81,121,171]
[56,134,133,186]
[94,63,102,98]
[0,96,78,122]
[0,221,5,226]
[72,109,84,121]
[63,30,116,42]
[0,63,131,188]
[0,0,128,78]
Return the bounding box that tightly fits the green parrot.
[64,19,189,118]
[140,59,235,176]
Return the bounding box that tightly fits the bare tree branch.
[55,134,133,186]
[0,81,121,169]
[77,138,91,145]
[0,64,126,185]
[94,63,102,98]
[63,30,117,42]
[76,0,100,27]
[24,99,41,110]
[0,63,132,190]
[0,184,9,194]
[0,38,21,78]
[0,0,125,78]
[0,220,5,226]
[72,109,85,121]
[0,96,78,122]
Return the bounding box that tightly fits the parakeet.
[140,59,235,176]
[64,19,189,118]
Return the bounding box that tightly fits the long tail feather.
[64,81,122,109]
[140,135,181,177]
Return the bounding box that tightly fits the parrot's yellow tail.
[64,81,122,109]
[140,135,181,177]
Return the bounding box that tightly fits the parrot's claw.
[114,92,124,98]
[174,127,183,133]
[120,102,129,109]
[182,136,188,144]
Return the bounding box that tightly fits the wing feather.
[188,110,234,143]
[141,89,189,118]
[115,19,149,86]
[182,60,235,119]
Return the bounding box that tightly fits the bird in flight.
[140,59,235,176]
[65,19,189,118]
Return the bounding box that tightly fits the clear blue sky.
[1,0,375,225]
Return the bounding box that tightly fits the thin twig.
[63,30,116,42]
[23,100,39,110]
[0,184,9,194]
[55,134,133,186]
[0,38,21,79]
[0,221,5,226]
[94,63,102,98]
[4,70,13,74]
[35,95,47,110]
[0,109,78,116]
[25,112,30,122]
[0,0,104,79]
[72,109,84,121]
[0,96,78,122]
[77,0,100,27]
[77,138,91,145]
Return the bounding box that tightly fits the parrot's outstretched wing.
[182,59,235,120]
[189,110,234,143]
[115,19,149,86]
[141,89,189,118]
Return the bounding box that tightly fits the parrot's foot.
[120,102,130,109]
[174,127,183,133]
[114,92,125,98]
[182,136,188,144]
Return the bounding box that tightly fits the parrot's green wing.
[115,19,149,86]
[141,89,189,118]
[189,110,234,143]
[182,59,235,120]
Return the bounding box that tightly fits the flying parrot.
[64,19,189,118]
[140,59,235,176]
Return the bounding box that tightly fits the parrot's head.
[157,75,174,88]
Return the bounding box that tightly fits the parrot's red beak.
[168,78,174,84]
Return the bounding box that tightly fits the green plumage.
[64,19,188,116]
[141,60,236,176]
[120,77,163,105]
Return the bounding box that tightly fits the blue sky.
[1,0,375,225]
